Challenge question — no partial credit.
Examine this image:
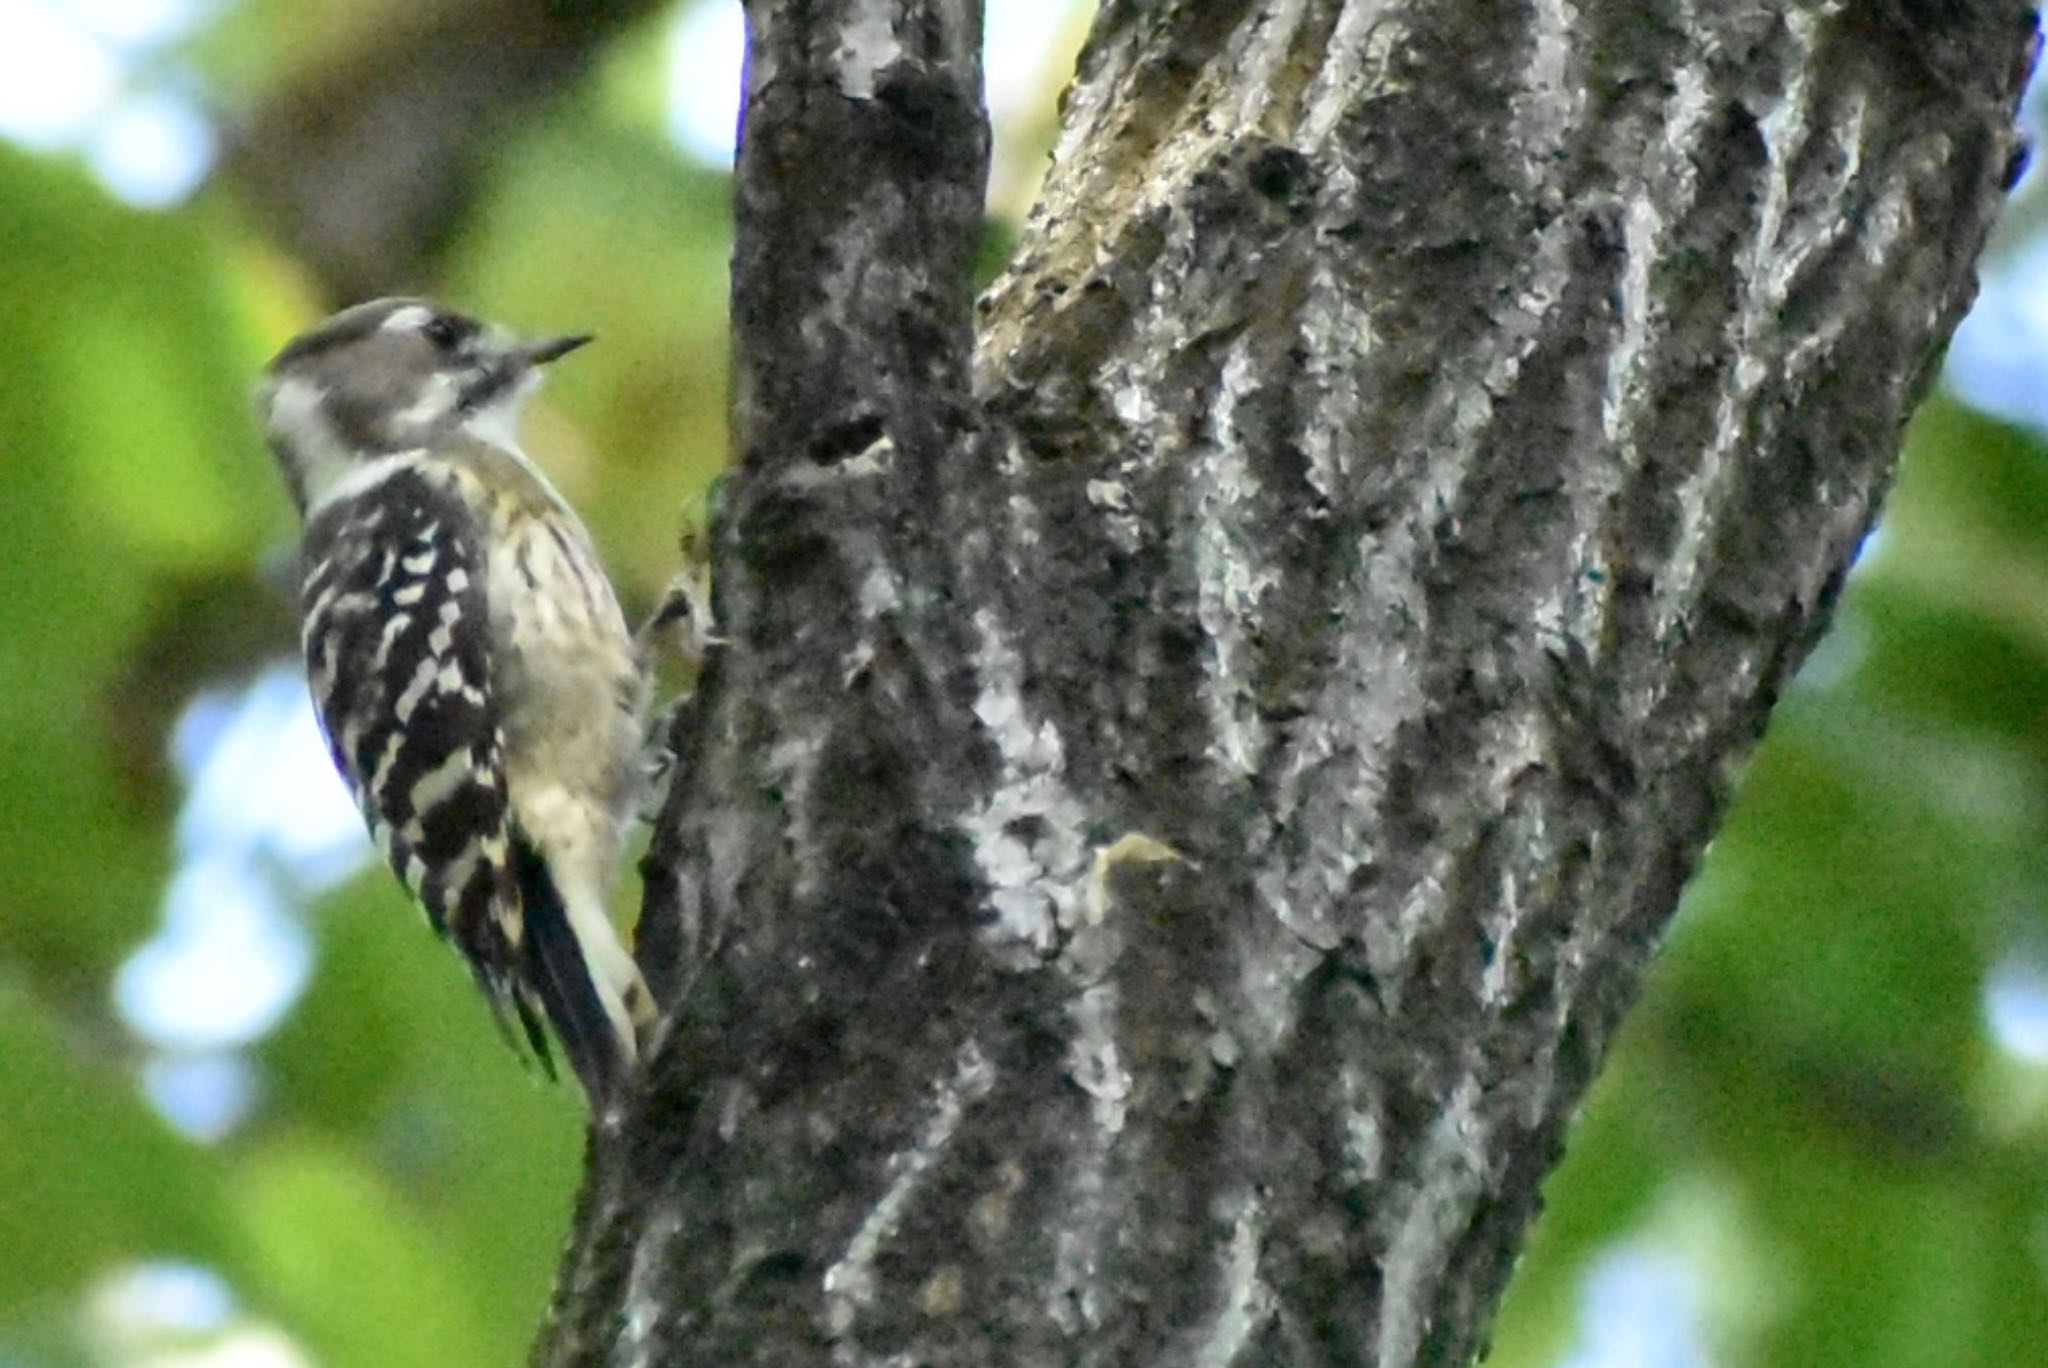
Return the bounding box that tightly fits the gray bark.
[542,1,2031,1364]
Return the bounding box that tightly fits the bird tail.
[511,841,639,1107]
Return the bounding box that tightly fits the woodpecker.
[257,297,657,1107]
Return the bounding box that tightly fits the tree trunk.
[541,1,2031,1363]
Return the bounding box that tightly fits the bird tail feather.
[512,841,627,1106]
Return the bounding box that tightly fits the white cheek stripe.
[394,371,462,431]
[382,304,433,333]
[263,375,324,432]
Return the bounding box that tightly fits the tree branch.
[548,1,992,1357]
[544,2,2032,1364]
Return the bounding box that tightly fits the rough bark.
[543,1,2031,1364]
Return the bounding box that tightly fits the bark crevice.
[542,2,2031,1364]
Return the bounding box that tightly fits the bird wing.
[297,462,555,1072]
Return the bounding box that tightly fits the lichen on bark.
[541,2,2033,1364]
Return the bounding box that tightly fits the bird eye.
[422,316,462,351]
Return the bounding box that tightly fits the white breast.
[487,513,644,860]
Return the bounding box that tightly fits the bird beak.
[520,333,594,366]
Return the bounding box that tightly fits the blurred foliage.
[1490,394,2048,1368]
[0,0,734,1360]
[0,0,2043,1365]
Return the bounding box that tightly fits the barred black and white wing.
[298,463,599,1087]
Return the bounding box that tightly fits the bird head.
[257,297,591,514]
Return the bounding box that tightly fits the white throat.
[461,368,543,454]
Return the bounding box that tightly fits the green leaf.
[0,986,237,1316]
[234,1140,502,1368]
[0,147,277,985]
[254,877,585,1356]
